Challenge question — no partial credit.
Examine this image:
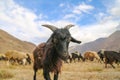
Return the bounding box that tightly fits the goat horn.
[42,24,58,31]
[64,24,74,29]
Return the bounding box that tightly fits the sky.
[0,0,120,46]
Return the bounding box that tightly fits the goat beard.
[58,54,68,61]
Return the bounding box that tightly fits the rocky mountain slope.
[0,29,36,53]
[69,30,120,53]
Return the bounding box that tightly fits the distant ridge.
[0,29,36,53]
[69,30,120,53]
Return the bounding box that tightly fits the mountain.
[102,31,120,50]
[0,29,36,53]
[69,30,120,54]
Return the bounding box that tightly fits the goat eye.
[53,38,57,43]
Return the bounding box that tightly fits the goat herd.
[0,50,32,65]
[0,24,120,80]
[66,50,120,69]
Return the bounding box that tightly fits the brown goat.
[84,51,95,61]
[84,51,101,63]
[33,24,81,80]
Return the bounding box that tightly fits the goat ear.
[64,24,74,29]
[42,24,58,31]
[71,37,81,44]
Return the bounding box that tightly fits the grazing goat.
[5,50,28,65]
[84,51,101,62]
[33,24,81,80]
[98,50,120,68]
[69,51,84,63]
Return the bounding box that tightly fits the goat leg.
[54,72,59,80]
[110,63,115,68]
[43,68,51,80]
[33,68,38,80]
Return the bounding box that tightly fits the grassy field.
[0,61,120,80]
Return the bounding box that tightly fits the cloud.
[69,0,120,45]
[0,0,120,46]
[110,8,120,17]
[103,0,120,19]
[62,2,94,22]
[73,2,94,14]
[116,23,120,30]
[70,20,119,44]
[0,0,76,45]
[59,3,64,7]
[63,14,76,20]
[0,0,50,44]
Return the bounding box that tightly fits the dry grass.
[0,61,120,80]
[0,70,14,79]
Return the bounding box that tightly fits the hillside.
[69,30,120,53]
[0,29,36,53]
[102,31,120,50]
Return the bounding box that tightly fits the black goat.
[98,50,120,68]
[69,52,84,63]
[33,24,81,80]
